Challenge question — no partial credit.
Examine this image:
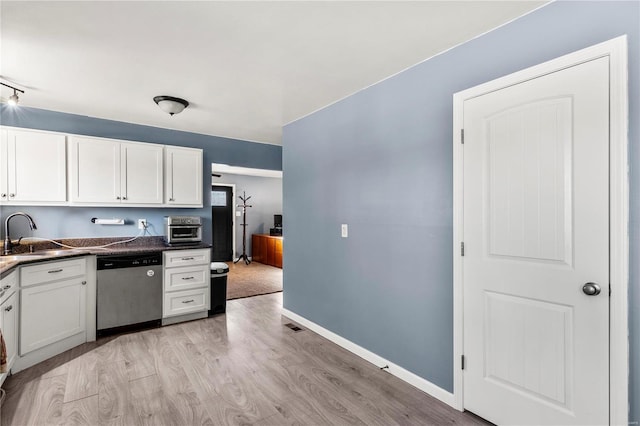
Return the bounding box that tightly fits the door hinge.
[461,242,465,256]
[609,284,611,297]
[461,129,465,144]
[461,355,465,370]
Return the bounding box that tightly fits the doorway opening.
[211,163,283,300]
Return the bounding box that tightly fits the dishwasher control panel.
[97,252,163,270]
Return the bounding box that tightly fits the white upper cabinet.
[69,136,163,205]
[121,142,163,204]
[0,127,204,207]
[0,128,67,204]
[69,136,120,203]
[165,146,203,207]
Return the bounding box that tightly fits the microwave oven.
[164,216,202,245]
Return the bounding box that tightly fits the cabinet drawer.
[164,249,210,268]
[0,270,17,304]
[21,258,86,287]
[164,265,208,292]
[163,288,209,318]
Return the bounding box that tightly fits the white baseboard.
[281,308,456,408]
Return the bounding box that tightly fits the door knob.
[583,282,601,296]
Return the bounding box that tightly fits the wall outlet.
[341,224,348,238]
[138,219,147,230]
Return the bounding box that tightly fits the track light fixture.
[1,82,25,106]
[153,95,189,116]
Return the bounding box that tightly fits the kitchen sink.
[35,249,89,256]
[0,249,89,262]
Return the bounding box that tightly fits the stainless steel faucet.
[3,212,37,255]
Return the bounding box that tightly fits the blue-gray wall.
[0,105,282,244]
[282,1,639,421]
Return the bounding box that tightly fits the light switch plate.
[341,224,348,238]
[236,211,242,217]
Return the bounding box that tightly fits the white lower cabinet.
[2,292,18,369]
[20,276,86,355]
[163,249,210,322]
[0,270,18,384]
[164,287,209,317]
[164,265,209,292]
[18,257,89,366]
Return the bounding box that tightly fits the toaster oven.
[164,216,202,245]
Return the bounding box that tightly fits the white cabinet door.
[69,136,121,203]
[70,137,163,205]
[0,270,18,378]
[20,277,87,355]
[1,291,18,369]
[121,142,163,204]
[165,146,202,206]
[0,129,7,202]
[3,129,66,203]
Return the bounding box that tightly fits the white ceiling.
[0,1,546,145]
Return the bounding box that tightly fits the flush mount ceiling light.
[153,95,189,116]
[1,82,25,106]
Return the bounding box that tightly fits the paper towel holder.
[91,218,125,225]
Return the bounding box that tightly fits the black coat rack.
[234,191,252,265]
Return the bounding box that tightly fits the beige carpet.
[226,260,283,300]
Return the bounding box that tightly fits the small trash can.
[209,262,229,316]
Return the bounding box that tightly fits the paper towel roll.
[91,218,125,225]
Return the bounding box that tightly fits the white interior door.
[462,57,609,425]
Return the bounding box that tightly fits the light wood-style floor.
[1,293,487,425]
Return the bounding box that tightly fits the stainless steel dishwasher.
[97,252,163,336]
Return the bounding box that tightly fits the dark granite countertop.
[0,236,211,277]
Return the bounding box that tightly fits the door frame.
[452,36,628,424]
[211,183,236,260]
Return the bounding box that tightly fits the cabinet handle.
[2,285,11,290]
[181,257,194,261]
[181,276,195,280]
[4,305,12,312]
[169,198,174,202]
[9,193,15,198]
[116,196,121,200]
[122,196,127,200]
[81,281,87,285]
[181,299,195,304]
[48,269,63,274]
[1,193,6,198]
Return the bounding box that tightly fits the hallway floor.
[227,261,283,300]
